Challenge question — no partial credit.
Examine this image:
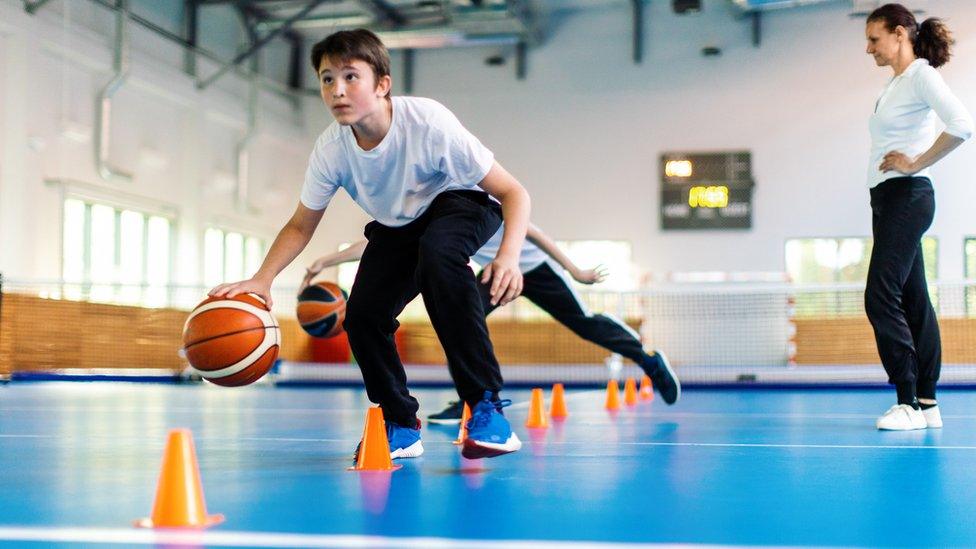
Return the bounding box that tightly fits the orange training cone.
[605,379,621,411]
[640,375,654,401]
[550,383,568,420]
[349,407,401,472]
[525,388,549,428]
[135,429,224,529]
[453,402,472,445]
[624,377,638,406]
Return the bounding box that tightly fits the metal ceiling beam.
[23,0,55,13]
[403,48,414,94]
[288,34,304,89]
[258,13,374,31]
[238,2,306,91]
[516,39,526,79]
[752,11,762,47]
[506,0,538,45]
[632,0,644,64]
[183,0,199,76]
[45,0,315,99]
[356,0,407,28]
[239,1,304,44]
[197,0,331,89]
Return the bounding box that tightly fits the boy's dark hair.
[867,3,954,68]
[310,29,392,97]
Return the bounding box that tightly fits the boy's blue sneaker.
[352,419,424,463]
[461,391,522,459]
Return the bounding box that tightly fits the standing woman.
[865,4,973,430]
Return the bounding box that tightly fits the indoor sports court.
[2,0,976,547]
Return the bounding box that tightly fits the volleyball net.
[3,274,976,386]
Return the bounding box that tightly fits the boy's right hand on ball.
[209,277,274,309]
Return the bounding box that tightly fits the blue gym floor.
[1,382,975,547]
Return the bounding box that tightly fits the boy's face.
[317,57,391,126]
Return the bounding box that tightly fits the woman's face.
[865,20,905,67]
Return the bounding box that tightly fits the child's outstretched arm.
[209,203,324,308]
[478,161,530,306]
[300,239,367,290]
[526,224,608,285]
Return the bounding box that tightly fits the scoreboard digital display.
[660,151,754,230]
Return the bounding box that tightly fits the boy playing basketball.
[302,222,682,425]
[210,29,530,460]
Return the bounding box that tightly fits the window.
[61,198,172,306]
[785,236,938,315]
[786,237,938,284]
[555,240,636,292]
[203,227,265,288]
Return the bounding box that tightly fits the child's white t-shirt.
[300,96,495,227]
[471,224,554,275]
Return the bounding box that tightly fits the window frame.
[201,225,267,287]
[60,195,176,306]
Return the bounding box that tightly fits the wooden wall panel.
[2,293,972,372]
[0,294,313,373]
[398,318,644,365]
[794,317,976,364]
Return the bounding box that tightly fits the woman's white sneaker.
[921,405,943,429]
[876,404,927,431]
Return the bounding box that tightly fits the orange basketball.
[182,293,281,386]
[296,281,348,338]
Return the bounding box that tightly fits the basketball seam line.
[184,326,278,349]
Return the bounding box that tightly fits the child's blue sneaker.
[352,419,424,462]
[639,349,681,405]
[461,391,522,459]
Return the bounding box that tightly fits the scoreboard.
[660,151,754,230]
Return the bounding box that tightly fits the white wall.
[0,0,359,290]
[2,0,975,291]
[366,0,976,279]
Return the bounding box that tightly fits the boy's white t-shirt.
[300,96,495,227]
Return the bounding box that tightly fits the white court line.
[6,406,976,421]
[3,433,973,451]
[0,406,364,414]
[0,527,708,548]
[614,442,976,450]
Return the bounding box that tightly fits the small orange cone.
[349,407,401,472]
[135,429,224,529]
[453,403,472,445]
[550,383,568,420]
[605,379,621,410]
[640,375,654,401]
[624,377,638,406]
[525,388,549,428]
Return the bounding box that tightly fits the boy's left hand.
[481,253,523,306]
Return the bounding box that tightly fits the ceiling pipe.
[632,0,644,64]
[197,0,331,90]
[95,0,133,182]
[235,80,258,214]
